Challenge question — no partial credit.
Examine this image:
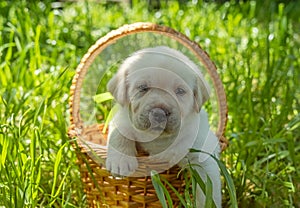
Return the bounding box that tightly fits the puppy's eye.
[138,84,149,93]
[175,87,186,96]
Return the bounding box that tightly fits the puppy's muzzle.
[149,108,170,131]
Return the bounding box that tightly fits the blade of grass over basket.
[80,139,106,164]
[151,170,173,208]
[93,92,117,134]
[93,92,114,103]
[190,149,238,208]
[217,158,237,208]
[189,165,215,206]
[185,171,196,207]
[204,175,213,208]
[158,175,188,207]
[73,142,106,204]
[188,164,206,195]
[103,104,119,134]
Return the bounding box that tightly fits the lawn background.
[0,0,299,207]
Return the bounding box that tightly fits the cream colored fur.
[106,46,221,207]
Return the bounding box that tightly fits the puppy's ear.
[193,76,210,113]
[107,69,129,106]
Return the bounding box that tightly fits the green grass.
[151,151,238,208]
[0,0,299,207]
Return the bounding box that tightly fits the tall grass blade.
[190,149,238,208]
[151,170,173,208]
[49,166,71,206]
[51,142,68,199]
[204,175,213,208]
[0,126,9,167]
[158,176,188,207]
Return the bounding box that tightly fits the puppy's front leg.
[106,129,138,177]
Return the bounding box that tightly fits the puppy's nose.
[150,108,168,123]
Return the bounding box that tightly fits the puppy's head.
[107,46,210,136]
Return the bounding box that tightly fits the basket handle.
[68,22,228,150]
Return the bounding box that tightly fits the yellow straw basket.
[68,22,228,207]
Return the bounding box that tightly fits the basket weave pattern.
[78,153,185,207]
[68,22,228,207]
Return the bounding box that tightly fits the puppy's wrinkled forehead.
[123,47,205,87]
[108,46,211,111]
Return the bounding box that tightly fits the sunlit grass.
[0,0,299,207]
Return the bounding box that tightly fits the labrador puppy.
[105,46,221,207]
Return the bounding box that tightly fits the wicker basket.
[68,22,228,207]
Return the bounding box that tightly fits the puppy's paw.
[106,151,138,177]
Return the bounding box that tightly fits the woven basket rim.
[68,22,228,151]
